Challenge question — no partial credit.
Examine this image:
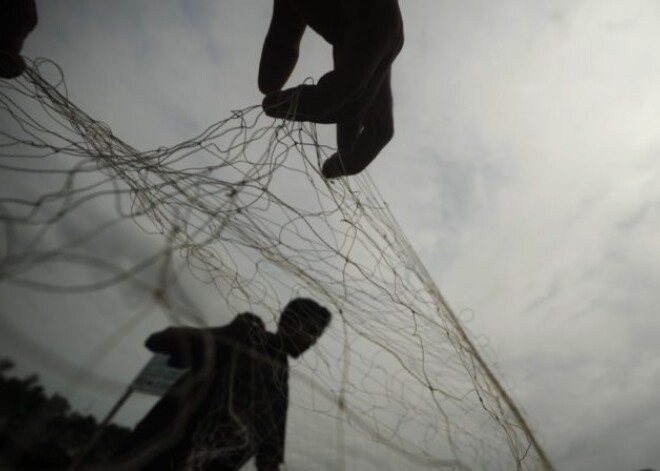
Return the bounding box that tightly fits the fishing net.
[0,59,552,470]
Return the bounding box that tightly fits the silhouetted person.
[259,0,404,179]
[110,298,331,471]
[0,0,37,79]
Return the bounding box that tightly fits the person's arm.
[146,315,265,369]
[258,0,306,95]
[145,327,212,369]
[262,0,403,122]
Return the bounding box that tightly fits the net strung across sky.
[0,60,553,471]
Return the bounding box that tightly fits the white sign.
[131,353,187,396]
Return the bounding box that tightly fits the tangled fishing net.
[0,59,553,470]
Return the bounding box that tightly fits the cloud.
[6,0,660,469]
[371,1,660,469]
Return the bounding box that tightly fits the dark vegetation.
[0,358,130,469]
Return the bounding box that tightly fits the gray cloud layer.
[4,0,660,469]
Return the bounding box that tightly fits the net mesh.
[0,59,552,470]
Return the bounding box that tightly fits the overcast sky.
[2,1,660,470]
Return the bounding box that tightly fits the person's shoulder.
[343,0,399,9]
[209,313,264,333]
[235,312,266,330]
[343,0,401,18]
[209,313,267,348]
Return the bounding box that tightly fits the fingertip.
[262,92,282,117]
[261,93,273,108]
[321,154,346,179]
[0,54,26,79]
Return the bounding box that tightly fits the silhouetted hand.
[258,0,403,178]
[0,0,38,79]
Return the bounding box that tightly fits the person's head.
[277,298,331,358]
